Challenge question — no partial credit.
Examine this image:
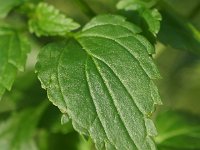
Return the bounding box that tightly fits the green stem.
[73,0,96,18]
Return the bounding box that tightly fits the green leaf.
[140,9,162,36]
[0,26,30,99]
[36,15,162,150]
[158,11,200,54]
[0,101,48,150]
[117,0,161,37]
[28,2,80,37]
[155,111,200,150]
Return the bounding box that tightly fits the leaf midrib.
[53,42,68,111]
[91,57,140,150]
[84,56,117,150]
[75,33,149,149]
[78,34,149,79]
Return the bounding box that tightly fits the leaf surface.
[0,27,30,99]
[36,15,161,150]
[28,2,80,37]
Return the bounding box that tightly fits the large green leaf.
[28,2,80,37]
[36,15,161,150]
[155,111,200,150]
[0,27,30,99]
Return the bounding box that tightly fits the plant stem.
[73,0,96,18]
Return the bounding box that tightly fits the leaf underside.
[0,27,30,99]
[36,15,162,150]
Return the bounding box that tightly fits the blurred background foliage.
[0,0,200,149]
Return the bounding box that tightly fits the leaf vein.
[91,57,140,150]
[55,46,68,110]
[84,56,117,150]
[79,34,149,79]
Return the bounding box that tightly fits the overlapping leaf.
[28,2,80,37]
[36,15,161,150]
[117,0,161,37]
[0,27,30,99]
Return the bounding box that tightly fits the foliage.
[0,26,30,99]
[0,0,200,150]
[28,2,80,36]
[36,14,161,149]
[117,0,161,37]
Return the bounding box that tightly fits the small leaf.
[28,2,80,37]
[140,9,162,36]
[117,0,161,37]
[36,15,161,150]
[0,26,30,99]
[155,110,200,150]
